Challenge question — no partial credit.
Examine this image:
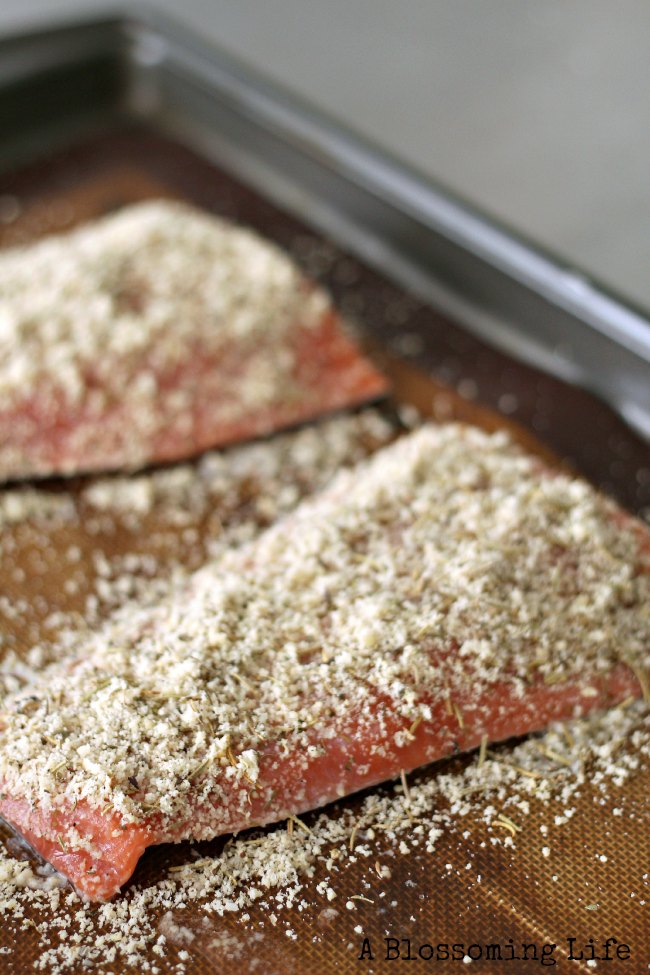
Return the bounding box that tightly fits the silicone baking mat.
[0,129,648,974]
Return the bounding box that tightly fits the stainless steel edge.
[124,10,650,440]
[0,15,127,169]
[0,11,649,438]
[0,16,121,88]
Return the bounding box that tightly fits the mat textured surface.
[0,129,648,974]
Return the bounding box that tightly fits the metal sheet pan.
[1,9,649,441]
[0,12,649,975]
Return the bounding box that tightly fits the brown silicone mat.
[0,127,649,974]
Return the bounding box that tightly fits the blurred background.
[2,0,650,312]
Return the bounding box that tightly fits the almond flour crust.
[1,423,648,900]
[0,200,386,480]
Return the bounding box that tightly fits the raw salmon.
[1,424,648,900]
[0,200,387,481]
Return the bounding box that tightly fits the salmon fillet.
[0,200,387,481]
[0,423,648,900]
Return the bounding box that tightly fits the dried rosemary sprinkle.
[626,658,650,702]
[1,699,650,973]
[400,768,411,804]
[495,813,521,834]
[0,423,648,847]
[478,735,488,767]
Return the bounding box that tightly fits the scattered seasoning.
[400,769,411,804]
[453,703,465,730]
[0,697,649,970]
[486,752,544,780]
[408,713,423,737]
[0,420,648,905]
[0,418,649,966]
[478,735,488,767]
[349,824,360,852]
[534,745,574,768]
[287,816,312,836]
[495,813,521,834]
[625,658,650,702]
[0,407,397,673]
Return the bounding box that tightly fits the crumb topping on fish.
[2,423,648,836]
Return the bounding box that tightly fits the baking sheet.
[0,126,648,975]
[2,12,650,440]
